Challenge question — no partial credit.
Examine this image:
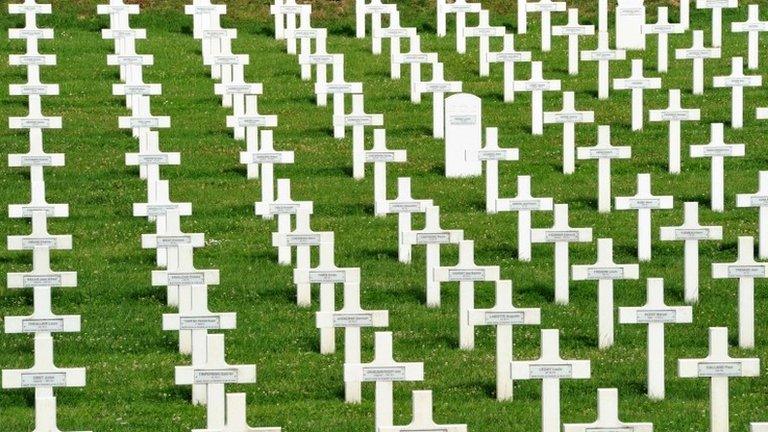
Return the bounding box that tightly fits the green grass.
[3,1,768,431]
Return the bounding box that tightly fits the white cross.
[393,35,438,100]
[185,1,226,42]
[543,91,595,174]
[679,0,691,29]
[732,4,768,69]
[552,8,595,75]
[7,210,71,252]
[270,0,310,53]
[216,78,264,139]
[10,0,52,29]
[470,127,519,213]
[298,32,333,104]
[580,31,627,100]
[678,327,760,432]
[572,238,639,349]
[511,329,591,432]
[468,280,540,401]
[513,61,561,135]
[576,125,632,213]
[712,236,768,349]
[376,10,417,79]
[434,240,501,349]
[379,390,467,432]
[532,204,593,305]
[8,180,68,219]
[436,0,482,37]
[227,95,279,179]
[365,129,407,217]
[97,0,138,31]
[615,173,674,261]
[4,281,80,334]
[402,206,464,307]
[7,246,77,290]
[113,78,162,121]
[563,388,652,432]
[643,7,685,73]
[272,211,334,307]
[191,393,280,432]
[240,130,294,205]
[357,0,397,54]
[133,179,193,220]
[29,397,90,432]
[314,55,364,139]
[496,175,554,261]
[413,62,462,138]
[141,208,205,268]
[648,89,701,174]
[344,332,424,429]
[675,30,721,95]
[526,0,567,52]
[201,27,238,81]
[696,0,737,47]
[286,9,325,79]
[151,244,219,308]
[2,331,86,392]
[713,57,762,129]
[613,59,662,130]
[255,179,313,265]
[207,51,250,108]
[463,10,505,76]
[598,0,609,32]
[315,281,388,403]
[334,94,384,180]
[690,123,745,212]
[176,334,256,429]
[619,278,692,399]
[737,171,768,259]
[487,34,531,102]
[379,177,433,264]
[660,202,722,303]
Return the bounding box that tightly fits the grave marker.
[315,55,363,139]
[572,238,639,349]
[463,10,505,76]
[255,179,313,265]
[191,393,280,432]
[581,32,627,100]
[678,327,759,432]
[675,30,721,95]
[613,59,662,130]
[649,89,701,174]
[366,129,407,217]
[227,95,279,179]
[732,5,768,70]
[286,8,326,80]
[563,388,653,431]
[437,0,482,38]
[616,0,647,50]
[1,333,86,390]
[643,7,685,73]
[690,123,745,212]
[270,0,310,53]
[240,130,294,205]
[444,93,482,177]
[487,34,532,102]
[379,178,433,264]
[7,247,76,290]
[552,8,595,75]
[696,0,737,47]
[470,127,519,213]
[713,57,761,129]
[543,91,595,174]
[527,0,566,52]
[576,125,632,213]
[496,176,554,261]
[513,61,561,135]
[619,278,693,399]
[615,174,674,261]
[359,0,397,54]
[660,202,723,303]
[335,94,384,179]
[736,171,768,259]
[9,181,68,219]
[376,11,417,80]
[393,35,438,100]
[414,63,462,138]
[298,32,333,103]
[7,210,72,251]
[379,391,467,432]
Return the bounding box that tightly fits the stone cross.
[511,329,591,432]
[204,52,250,108]
[434,240,501,350]
[315,282,388,403]
[732,5,768,69]
[414,62,462,138]
[487,34,531,102]
[393,35,438,101]
[29,397,90,432]
[314,55,363,139]
[468,280,540,401]
[648,89,701,174]
[572,238,639,349]
[229,99,279,180]
[9,180,68,220]
[496,175,554,262]
[295,240,361,354]
[713,57,762,129]
[712,236,768,349]
[286,9,326,80]
[379,391,467,432]
[615,174,674,262]
[271,211,334,306]
[552,8,595,75]
[612,59,662,130]
[690,123,745,212]
[660,202,722,303]
[200,26,238,81]
[376,10,417,80]
[463,10,505,76]
[141,209,205,268]
[334,94,384,179]
[191,392,281,432]
[696,0,737,47]
[298,32,333,104]
[366,129,407,217]
[7,210,72,252]
[355,0,396,39]
[526,0,567,52]
[255,179,313,265]
[436,0,482,38]
[133,179,193,221]
[4,285,79,336]
[344,332,424,429]
[619,278,693,399]
[643,7,685,73]
[471,127,519,213]
[532,204,593,305]
[241,130,294,205]
[675,30,721,95]
[576,125,632,213]
[98,0,136,30]
[581,32,627,100]
[737,171,768,259]
[175,334,256,429]
[615,0,647,50]
[680,0,691,29]
[270,0,310,53]
[678,327,760,432]
[402,206,464,307]
[7,246,77,290]
[518,0,530,33]
[563,388,653,432]
[360,0,398,54]
[513,61,561,135]
[185,1,225,49]
[379,178,433,264]
[151,244,219,308]
[543,91,595,174]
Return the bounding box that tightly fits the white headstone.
[616,0,647,50]
[444,93,482,177]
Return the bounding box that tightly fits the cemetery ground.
[3,1,768,431]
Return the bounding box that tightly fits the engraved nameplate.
[194,369,238,383]
[21,373,66,387]
[447,269,486,281]
[333,313,374,327]
[362,366,406,381]
[484,311,525,325]
[180,316,221,330]
[23,275,62,287]
[587,267,625,280]
[22,318,65,332]
[167,272,206,285]
[529,364,573,379]
[697,362,742,377]
[637,310,677,323]
[727,266,766,278]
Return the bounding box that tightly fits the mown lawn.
[3,1,768,431]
